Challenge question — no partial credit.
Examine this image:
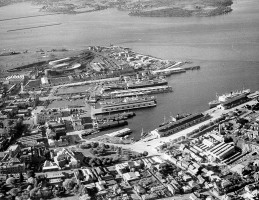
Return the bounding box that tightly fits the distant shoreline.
[0,0,233,18]
[129,6,232,17]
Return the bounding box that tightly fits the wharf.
[151,67,186,75]
[97,98,258,156]
[101,85,172,99]
[183,65,200,70]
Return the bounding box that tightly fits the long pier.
[7,23,62,32]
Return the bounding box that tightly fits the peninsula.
[0,0,233,17]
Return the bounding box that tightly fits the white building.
[41,76,49,85]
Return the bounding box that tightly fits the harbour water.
[0,0,259,139]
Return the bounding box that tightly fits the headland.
[0,0,233,17]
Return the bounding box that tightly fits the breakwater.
[7,23,62,32]
[0,13,61,22]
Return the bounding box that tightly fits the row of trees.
[80,142,111,149]
[82,156,119,167]
[1,118,26,151]
[63,178,98,198]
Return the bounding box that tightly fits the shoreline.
[129,6,232,18]
[0,0,233,18]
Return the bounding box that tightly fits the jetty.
[7,23,62,32]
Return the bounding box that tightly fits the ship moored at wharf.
[209,89,251,108]
[102,77,168,91]
[126,78,168,89]
[94,111,136,120]
[101,85,173,99]
[151,67,186,76]
[91,96,157,115]
[150,113,210,138]
[93,120,128,131]
[105,128,132,137]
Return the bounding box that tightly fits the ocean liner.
[92,96,156,115]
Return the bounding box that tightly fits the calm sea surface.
[0,0,259,139]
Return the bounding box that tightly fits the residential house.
[0,158,25,174]
[123,172,140,182]
[42,160,60,172]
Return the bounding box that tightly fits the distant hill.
[0,0,233,17]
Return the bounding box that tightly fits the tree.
[63,179,76,191]
[112,155,119,163]
[224,136,233,143]
[99,143,105,149]
[139,160,145,169]
[89,158,96,167]
[137,153,143,158]
[27,170,35,178]
[91,142,99,148]
[19,172,24,183]
[83,157,91,166]
[95,158,101,166]
[143,151,148,157]
[106,158,111,165]
[88,187,98,198]
[98,147,105,155]
[110,145,115,151]
[73,184,80,194]
[116,147,122,155]
[92,149,98,155]
[90,162,96,168]
[125,154,131,161]
[29,188,39,199]
[81,143,91,149]
[101,158,107,165]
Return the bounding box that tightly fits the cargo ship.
[92,96,157,114]
[209,89,250,108]
[102,83,126,91]
[102,78,168,91]
[159,113,191,127]
[102,91,146,99]
[81,129,100,137]
[101,85,172,99]
[93,120,128,131]
[126,78,168,89]
[94,111,136,121]
[105,128,132,137]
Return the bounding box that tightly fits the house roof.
[45,172,65,179]
[6,144,19,152]
[123,172,139,181]
[8,157,21,164]
[43,160,59,169]
[230,164,245,175]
